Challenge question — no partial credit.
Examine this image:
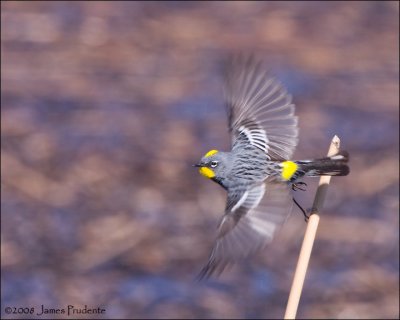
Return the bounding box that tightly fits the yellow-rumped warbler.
[194,56,349,279]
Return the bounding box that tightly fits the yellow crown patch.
[204,149,218,157]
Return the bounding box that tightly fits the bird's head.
[193,149,229,184]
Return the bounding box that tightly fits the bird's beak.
[192,163,202,167]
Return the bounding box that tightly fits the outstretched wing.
[224,56,298,160]
[198,181,293,279]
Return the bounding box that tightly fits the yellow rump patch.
[281,161,298,180]
[199,167,215,179]
[204,149,218,157]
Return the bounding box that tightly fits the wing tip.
[195,258,227,281]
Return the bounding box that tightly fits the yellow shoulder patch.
[281,161,298,181]
[204,149,218,157]
[199,167,215,179]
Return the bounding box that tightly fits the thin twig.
[284,135,341,319]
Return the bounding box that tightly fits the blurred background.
[1,1,399,319]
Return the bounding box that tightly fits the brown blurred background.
[1,1,399,319]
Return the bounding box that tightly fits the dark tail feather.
[296,151,350,177]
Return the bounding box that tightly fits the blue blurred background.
[1,1,399,319]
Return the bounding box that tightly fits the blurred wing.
[198,181,293,279]
[224,56,298,160]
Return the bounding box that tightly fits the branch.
[284,135,341,319]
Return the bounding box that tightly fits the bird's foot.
[292,197,310,222]
[292,181,307,192]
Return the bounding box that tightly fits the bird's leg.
[292,181,307,192]
[292,197,309,222]
[291,181,309,221]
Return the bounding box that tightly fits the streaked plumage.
[195,56,349,279]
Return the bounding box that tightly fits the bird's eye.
[210,161,218,168]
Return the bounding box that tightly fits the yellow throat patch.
[199,167,215,179]
[281,161,298,180]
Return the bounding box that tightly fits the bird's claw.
[292,197,310,223]
[292,182,307,192]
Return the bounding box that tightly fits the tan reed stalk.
[284,135,341,319]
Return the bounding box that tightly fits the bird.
[193,55,349,279]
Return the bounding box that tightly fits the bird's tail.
[295,151,350,178]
